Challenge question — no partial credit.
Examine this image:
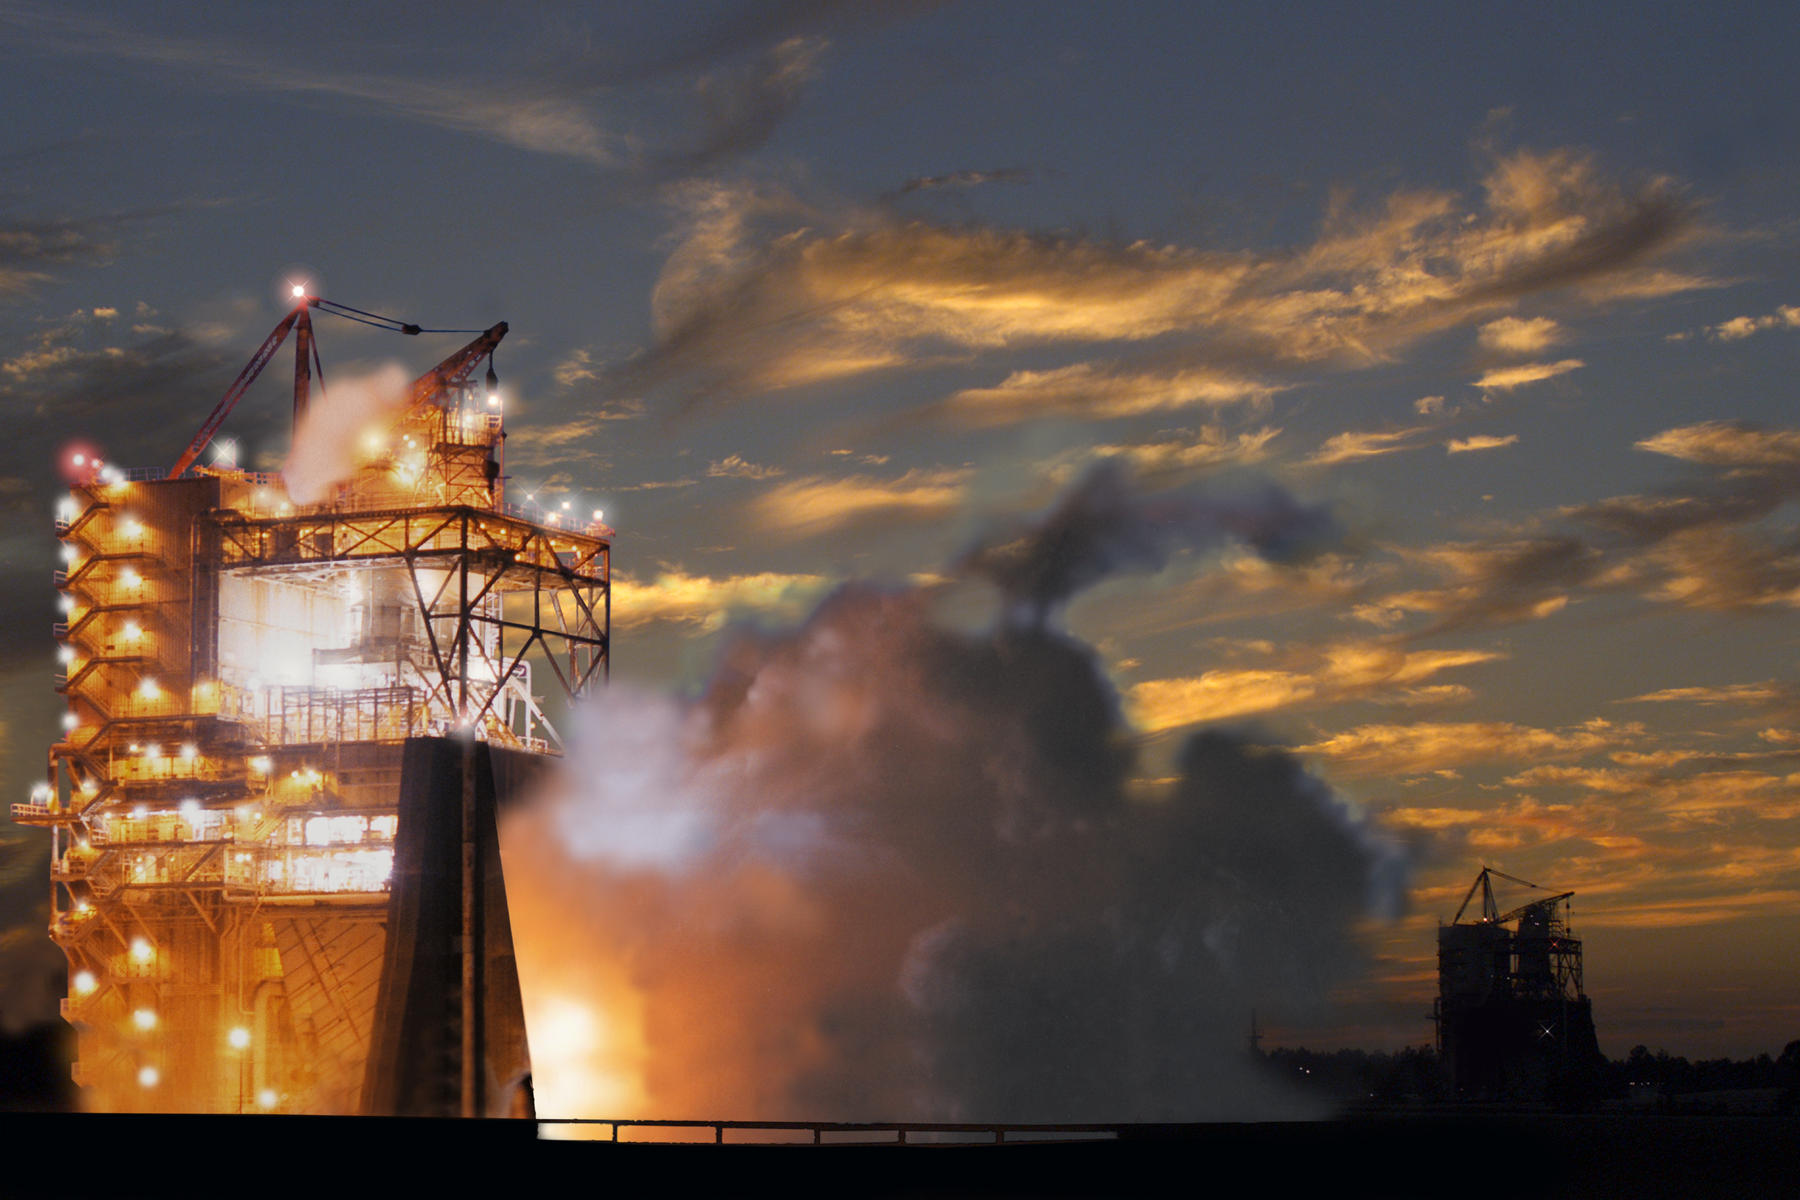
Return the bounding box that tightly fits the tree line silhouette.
[1263,1040,1800,1111]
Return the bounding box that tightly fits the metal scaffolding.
[26,303,608,1115]
[1434,867,1602,1100]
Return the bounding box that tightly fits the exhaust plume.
[282,363,409,504]
[503,468,1400,1122]
[960,461,1337,627]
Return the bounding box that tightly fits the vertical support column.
[457,513,470,721]
[456,512,480,1118]
[292,305,314,425]
[459,730,478,1118]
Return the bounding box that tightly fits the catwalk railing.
[536,1119,1123,1144]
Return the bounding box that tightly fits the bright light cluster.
[267,847,395,894]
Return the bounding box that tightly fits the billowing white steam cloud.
[282,363,410,504]
[502,468,1402,1122]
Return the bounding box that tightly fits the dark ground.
[0,1112,1794,1199]
[3,1022,1795,1197]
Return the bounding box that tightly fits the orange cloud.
[748,469,969,537]
[1296,719,1630,775]
[1622,682,1788,706]
[1473,358,1584,390]
[945,363,1281,423]
[1129,643,1500,731]
[633,148,1692,408]
[1478,315,1563,354]
[611,569,830,630]
[1677,303,1800,343]
[1635,421,1800,467]
[1581,889,1800,929]
[1446,434,1519,454]
[1086,425,1283,472]
[1306,426,1434,467]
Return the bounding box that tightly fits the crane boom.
[1451,866,1574,925]
[406,322,508,415]
[1494,891,1574,926]
[167,305,304,479]
[169,300,505,482]
[1451,869,1492,925]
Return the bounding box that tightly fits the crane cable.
[311,297,489,336]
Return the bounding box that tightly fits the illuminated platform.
[41,299,608,1114]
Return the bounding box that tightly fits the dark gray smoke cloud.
[960,461,1338,627]
[503,469,1401,1122]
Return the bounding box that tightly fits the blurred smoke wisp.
[281,363,410,504]
[960,461,1338,628]
[502,467,1402,1122]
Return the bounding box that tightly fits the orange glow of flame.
[520,989,648,1120]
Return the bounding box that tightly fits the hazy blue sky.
[3,2,1798,1063]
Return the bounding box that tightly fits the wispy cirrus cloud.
[0,1,867,177]
[1295,718,1636,776]
[503,415,626,468]
[650,36,827,174]
[1477,315,1564,355]
[1584,888,1800,929]
[623,147,1695,410]
[611,567,831,631]
[573,0,945,84]
[1622,682,1791,706]
[1628,526,1800,611]
[1306,425,1434,467]
[551,349,603,390]
[0,4,626,166]
[944,363,1282,424]
[1668,303,1800,343]
[1072,548,1372,641]
[0,215,127,296]
[893,166,1032,196]
[1084,425,1283,474]
[0,310,236,662]
[706,454,786,479]
[1507,757,1800,824]
[748,467,969,537]
[0,311,227,438]
[1473,358,1584,391]
[1355,417,1800,633]
[1129,641,1501,732]
[1635,420,1800,467]
[1446,434,1518,454]
[1365,536,1597,633]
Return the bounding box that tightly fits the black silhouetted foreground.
[3,1026,1796,1197]
[1264,1040,1800,1114]
[0,1111,1795,1199]
[0,1022,74,1112]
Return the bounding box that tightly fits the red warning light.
[59,441,104,485]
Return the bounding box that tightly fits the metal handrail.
[536,1118,1123,1145]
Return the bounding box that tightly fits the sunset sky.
[1,2,1797,1065]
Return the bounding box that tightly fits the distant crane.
[1451,865,1575,927]
[167,288,507,480]
[1436,865,1601,1099]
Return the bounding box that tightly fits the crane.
[1450,866,1574,926]
[167,291,506,480]
[404,322,507,417]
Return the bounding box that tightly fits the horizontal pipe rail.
[536,1118,1124,1145]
